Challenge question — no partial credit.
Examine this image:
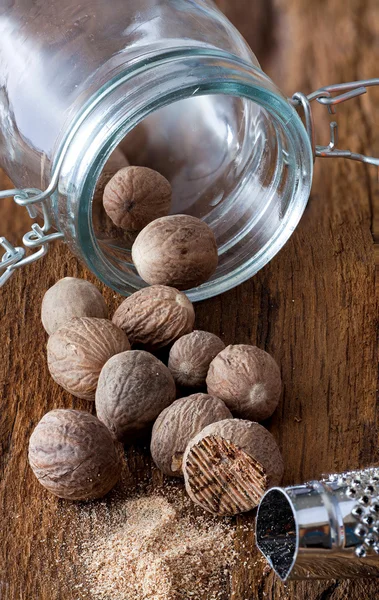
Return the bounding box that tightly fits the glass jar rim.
[56,47,313,300]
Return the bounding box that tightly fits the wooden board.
[1,0,379,598]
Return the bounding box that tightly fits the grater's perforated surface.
[323,467,379,558]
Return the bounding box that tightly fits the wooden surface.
[1,1,379,598]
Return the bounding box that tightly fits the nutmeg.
[151,393,232,477]
[168,331,225,388]
[112,285,195,350]
[95,350,176,441]
[47,317,130,400]
[183,419,284,515]
[103,166,172,232]
[94,148,130,203]
[132,215,218,290]
[92,148,131,242]
[41,277,108,335]
[206,345,282,421]
[28,409,122,500]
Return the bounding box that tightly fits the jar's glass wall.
[58,52,312,300]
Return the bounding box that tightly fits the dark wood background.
[1,0,379,598]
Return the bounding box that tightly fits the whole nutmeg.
[94,148,130,203]
[151,393,232,477]
[95,350,176,441]
[168,331,225,388]
[28,409,122,500]
[206,345,281,421]
[103,166,172,232]
[92,149,133,243]
[103,148,130,172]
[112,285,195,350]
[47,317,130,400]
[41,277,108,335]
[183,419,284,515]
[132,215,218,290]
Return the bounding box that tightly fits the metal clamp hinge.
[290,78,379,166]
[0,186,63,287]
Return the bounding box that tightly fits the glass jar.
[0,0,373,300]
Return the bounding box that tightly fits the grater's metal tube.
[256,467,379,581]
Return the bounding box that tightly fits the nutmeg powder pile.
[74,484,238,600]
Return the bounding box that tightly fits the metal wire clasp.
[0,186,63,287]
[290,78,379,166]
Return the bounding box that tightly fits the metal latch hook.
[290,78,379,166]
[0,185,63,288]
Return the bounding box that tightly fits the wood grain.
[1,0,379,598]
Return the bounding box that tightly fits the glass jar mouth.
[60,48,313,301]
